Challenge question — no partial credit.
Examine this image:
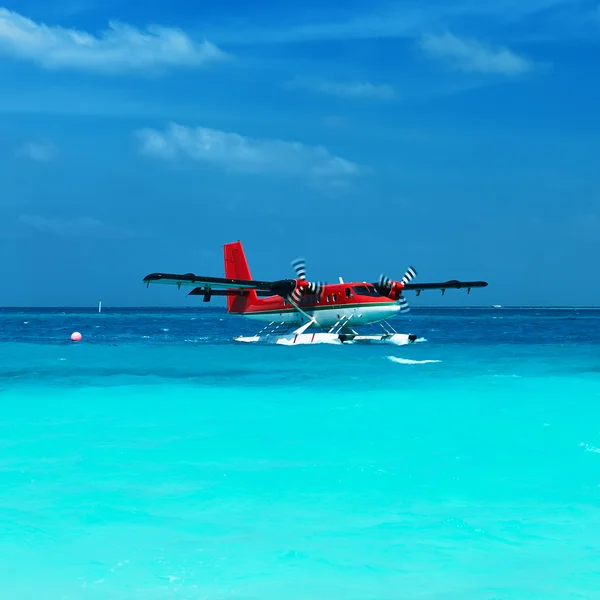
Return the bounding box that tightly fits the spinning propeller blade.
[290,258,324,303]
[291,258,307,281]
[376,266,418,312]
[401,266,417,285]
[398,297,410,314]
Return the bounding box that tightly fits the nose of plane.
[388,303,401,316]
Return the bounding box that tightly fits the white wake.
[387,357,441,365]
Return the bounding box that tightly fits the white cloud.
[320,80,395,99]
[18,214,149,238]
[16,140,57,162]
[209,1,571,46]
[0,8,227,73]
[136,122,362,184]
[419,32,533,75]
[288,78,395,100]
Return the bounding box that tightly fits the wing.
[402,280,488,296]
[143,272,276,292]
[143,273,297,301]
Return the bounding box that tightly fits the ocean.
[1,307,600,599]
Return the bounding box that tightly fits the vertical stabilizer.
[224,241,259,313]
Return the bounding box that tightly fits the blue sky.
[1,0,599,307]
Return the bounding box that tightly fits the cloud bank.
[319,80,395,99]
[136,122,362,184]
[287,78,395,100]
[0,8,226,73]
[419,32,533,75]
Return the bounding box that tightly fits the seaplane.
[142,241,488,345]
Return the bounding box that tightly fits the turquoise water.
[2,307,600,599]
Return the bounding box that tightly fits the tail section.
[224,241,259,313]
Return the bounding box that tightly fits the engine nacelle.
[387,281,405,301]
[270,278,314,303]
[375,278,405,300]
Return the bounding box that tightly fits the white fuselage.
[243,303,401,328]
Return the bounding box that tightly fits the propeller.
[376,266,417,313]
[290,258,324,304]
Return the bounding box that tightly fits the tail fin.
[224,241,259,313]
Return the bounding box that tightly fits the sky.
[1,0,599,307]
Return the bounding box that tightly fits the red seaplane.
[143,241,488,345]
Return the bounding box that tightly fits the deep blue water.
[1,307,600,599]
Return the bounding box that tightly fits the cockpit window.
[352,285,381,297]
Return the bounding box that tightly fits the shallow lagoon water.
[1,307,600,599]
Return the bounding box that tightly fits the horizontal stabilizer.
[188,287,273,297]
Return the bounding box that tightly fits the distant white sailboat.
[98,299,102,313]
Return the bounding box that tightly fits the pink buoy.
[71,332,82,342]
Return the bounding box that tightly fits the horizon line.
[1,305,600,310]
